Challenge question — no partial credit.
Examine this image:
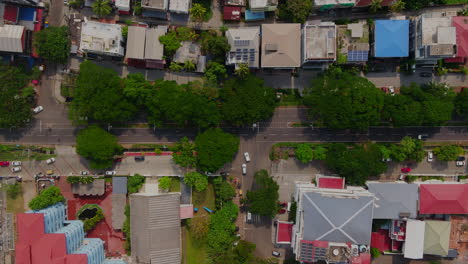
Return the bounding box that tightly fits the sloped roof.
[374,20,409,57]
[71,179,105,196]
[366,182,418,219]
[453,16,468,58]
[0,24,24,53]
[112,177,128,194]
[17,213,45,244]
[261,24,301,68]
[302,191,374,244]
[226,26,260,68]
[145,26,166,60]
[404,220,425,259]
[423,220,451,256]
[419,184,468,214]
[126,26,146,59]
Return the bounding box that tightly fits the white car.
[33,106,44,114]
[105,171,116,176]
[12,161,21,166]
[456,157,466,167]
[80,171,88,175]
[46,157,56,164]
[427,151,433,162]
[388,86,395,96]
[244,152,250,162]
[11,166,21,173]
[241,164,247,175]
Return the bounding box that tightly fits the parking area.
[114,155,183,176]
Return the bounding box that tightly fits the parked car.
[11,166,21,173]
[46,157,56,164]
[46,170,54,175]
[278,209,286,214]
[272,251,281,257]
[398,174,405,181]
[242,164,247,175]
[114,158,122,162]
[105,171,116,176]
[244,152,250,162]
[12,161,21,166]
[456,157,466,167]
[247,212,252,222]
[80,171,88,175]
[279,202,287,208]
[134,156,145,161]
[0,161,10,167]
[427,151,434,162]
[33,106,44,114]
[401,167,411,173]
[388,86,395,96]
[418,134,429,140]
[419,72,432,78]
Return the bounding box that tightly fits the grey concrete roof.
[126,26,146,59]
[111,193,126,230]
[145,26,166,60]
[130,192,181,264]
[112,177,127,194]
[366,182,419,219]
[261,24,301,68]
[302,191,374,244]
[71,179,105,196]
[141,0,168,10]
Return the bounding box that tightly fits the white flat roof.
[115,0,130,11]
[80,21,124,56]
[0,25,24,53]
[404,220,425,259]
[169,0,191,13]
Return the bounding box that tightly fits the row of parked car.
[0,158,56,173]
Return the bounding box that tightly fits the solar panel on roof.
[347,50,369,62]
[234,40,249,46]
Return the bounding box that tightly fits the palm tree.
[389,0,405,13]
[369,0,383,13]
[190,3,206,22]
[235,63,249,79]
[184,60,196,71]
[92,0,112,17]
[189,31,199,41]
[169,62,183,72]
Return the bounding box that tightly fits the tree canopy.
[295,144,314,163]
[303,68,384,131]
[172,137,197,168]
[207,201,239,256]
[184,172,209,192]
[195,128,239,173]
[70,61,137,124]
[455,89,468,119]
[158,176,172,190]
[204,62,227,83]
[92,0,112,17]
[246,170,279,218]
[220,75,276,126]
[128,174,146,194]
[200,31,231,62]
[76,125,122,169]
[433,145,463,161]
[278,0,313,23]
[29,186,65,210]
[33,26,71,64]
[159,27,196,57]
[389,137,425,162]
[402,0,447,10]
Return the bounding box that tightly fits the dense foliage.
[123,205,131,253]
[66,176,95,184]
[158,176,172,190]
[159,27,196,56]
[220,75,276,126]
[29,186,65,210]
[295,144,314,163]
[184,172,209,192]
[172,137,197,168]
[195,128,239,172]
[278,0,313,23]
[303,68,384,131]
[207,201,239,256]
[76,125,122,169]
[402,0,448,10]
[200,31,231,62]
[455,89,468,119]
[433,145,463,161]
[188,215,210,240]
[34,26,71,63]
[70,61,137,124]
[213,177,236,208]
[128,174,146,194]
[389,136,425,162]
[6,183,22,199]
[246,170,279,218]
[204,62,227,83]
[92,0,112,17]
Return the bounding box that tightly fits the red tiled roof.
[350,253,371,264]
[224,6,241,21]
[453,17,468,58]
[419,184,468,214]
[277,222,293,243]
[317,176,345,189]
[355,0,394,7]
[17,214,45,244]
[371,230,391,252]
[4,5,18,23]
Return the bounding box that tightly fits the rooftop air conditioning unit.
[265,43,278,52]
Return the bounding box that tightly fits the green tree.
[159,176,172,190]
[390,137,425,162]
[122,25,128,39]
[295,144,314,163]
[195,128,240,172]
[219,25,228,33]
[370,247,381,258]
[92,0,113,17]
[28,186,65,210]
[455,89,468,118]
[76,125,122,169]
[0,65,32,128]
[234,63,250,79]
[33,26,71,64]
[169,61,183,72]
[188,215,210,240]
[172,137,196,168]
[234,240,256,263]
[303,69,384,131]
[246,170,279,217]
[433,145,463,161]
[207,201,239,255]
[382,95,423,127]
[204,62,227,83]
[184,60,196,71]
[128,174,145,194]
[6,183,22,199]
[70,61,137,124]
[123,73,154,106]
[184,172,209,192]
[215,181,236,203]
[314,146,327,160]
[369,0,383,13]
[190,3,207,22]
[159,30,182,57]
[221,75,276,126]
[389,0,405,12]
[278,0,312,23]
[200,31,231,62]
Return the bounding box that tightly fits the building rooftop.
[303,22,336,62]
[141,0,168,10]
[126,26,146,59]
[276,221,293,244]
[0,24,24,53]
[424,220,451,257]
[419,184,468,214]
[316,175,344,189]
[366,182,418,219]
[224,6,241,21]
[374,20,409,57]
[169,0,191,13]
[145,26,166,60]
[261,24,301,68]
[130,193,181,264]
[315,0,356,6]
[112,177,128,194]
[225,0,245,6]
[422,16,456,46]
[452,16,468,58]
[71,179,105,196]
[126,26,166,61]
[226,26,260,68]
[80,21,124,57]
[250,0,277,9]
[404,220,425,259]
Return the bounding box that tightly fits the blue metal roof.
[374,20,409,58]
[19,7,35,21]
[245,10,265,21]
[112,177,128,194]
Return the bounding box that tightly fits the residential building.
[130,193,181,264]
[424,220,451,257]
[141,0,169,19]
[79,20,125,59]
[292,182,375,263]
[112,177,127,230]
[261,24,301,69]
[410,11,458,65]
[226,27,260,68]
[366,182,418,219]
[315,0,356,11]
[336,22,370,64]
[0,24,25,53]
[315,175,345,189]
[404,219,425,259]
[173,41,206,72]
[447,16,468,64]
[249,0,277,12]
[71,179,105,196]
[169,0,191,14]
[15,203,126,264]
[374,19,409,58]
[225,0,245,6]
[419,184,468,215]
[126,26,167,69]
[302,21,336,69]
[245,10,265,21]
[115,0,131,14]
[275,221,293,245]
[1,0,40,7]
[223,6,242,21]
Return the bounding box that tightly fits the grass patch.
[183,226,209,264]
[337,53,348,64]
[169,177,181,192]
[277,89,303,106]
[193,0,213,22]
[6,185,25,214]
[446,0,468,3]
[0,144,56,161]
[193,184,215,216]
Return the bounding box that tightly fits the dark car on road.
[419,72,432,78]
[135,156,145,162]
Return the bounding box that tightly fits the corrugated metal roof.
[145,26,165,60]
[374,20,409,58]
[404,220,425,259]
[126,26,146,59]
[71,179,105,196]
[366,182,418,219]
[0,24,24,53]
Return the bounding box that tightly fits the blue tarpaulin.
[19,7,36,21]
[374,20,409,58]
[245,10,265,21]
